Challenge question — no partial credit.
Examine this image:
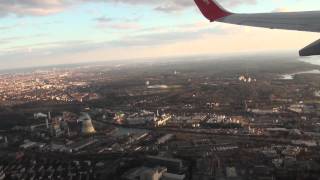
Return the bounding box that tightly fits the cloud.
[1,23,318,70]
[95,16,113,23]
[0,0,69,16]
[0,21,223,58]
[0,0,258,17]
[94,15,141,30]
[154,1,195,13]
[273,7,290,12]
[222,0,256,7]
[0,24,18,30]
[154,0,257,13]
[89,0,257,13]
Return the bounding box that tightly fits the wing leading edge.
[194,0,320,56]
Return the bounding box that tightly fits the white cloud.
[0,0,258,17]
[0,0,69,16]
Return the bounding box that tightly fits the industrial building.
[123,166,185,180]
[79,113,96,134]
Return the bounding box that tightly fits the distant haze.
[1,51,319,74]
[0,0,319,69]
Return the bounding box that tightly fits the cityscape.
[1,0,320,179]
[0,56,320,180]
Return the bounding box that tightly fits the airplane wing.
[194,0,320,56]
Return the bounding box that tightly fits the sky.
[0,0,319,69]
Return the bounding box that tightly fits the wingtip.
[299,39,320,56]
[194,0,231,21]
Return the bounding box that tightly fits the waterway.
[280,69,320,80]
[301,57,320,66]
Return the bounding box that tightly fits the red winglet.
[194,0,231,22]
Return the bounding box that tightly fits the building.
[157,134,175,145]
[140,167,166,180]
[123,167,185,180]
[50,122,63,137]
[146,156,184,173]
[126,112,154,125]
[79,113,96,134]
[67,138,98,152]
[153,114,172,127]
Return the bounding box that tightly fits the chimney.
[48,112,51,120]
[45,118,49,129]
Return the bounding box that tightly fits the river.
[280,69,320,80]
